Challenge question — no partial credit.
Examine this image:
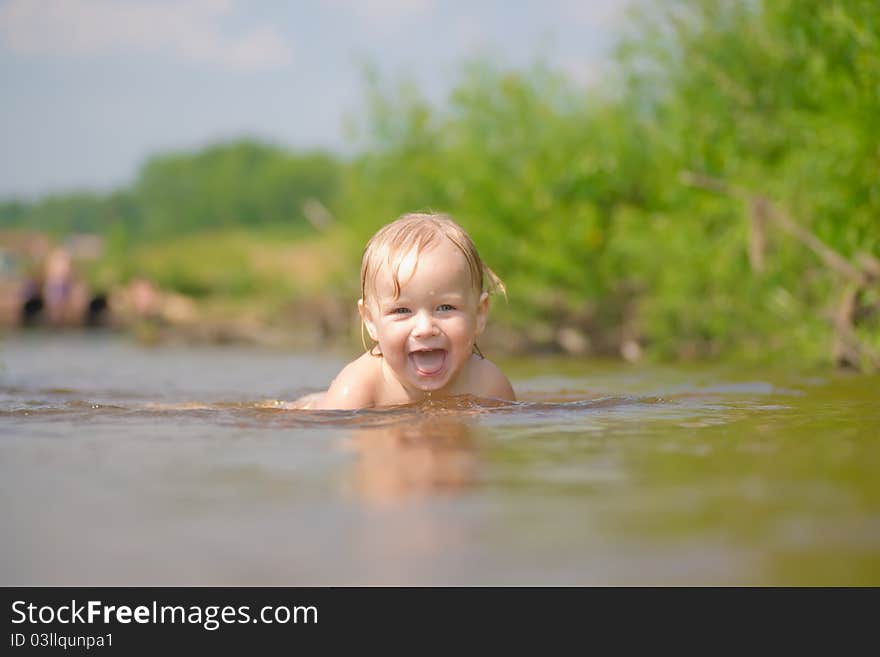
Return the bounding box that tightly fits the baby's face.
[361,238,489,395]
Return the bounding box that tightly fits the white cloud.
[452,15,487,52]
[326,0,434,25]
[0,0,293,70]
[562,0,630,29]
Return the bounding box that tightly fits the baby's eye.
[437,304,456,312]
[390,307,411,315]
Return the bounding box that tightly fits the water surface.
[2,332,878,585]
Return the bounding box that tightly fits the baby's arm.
[312,354,376,410]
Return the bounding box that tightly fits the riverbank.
[3,217,876,372]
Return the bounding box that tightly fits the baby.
[299,212,515,409]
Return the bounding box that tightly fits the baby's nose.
[412,311,438,336]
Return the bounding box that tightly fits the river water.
[1,332,878,585]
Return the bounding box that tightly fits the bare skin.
[298,351,514,410]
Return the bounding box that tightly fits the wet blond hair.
[360,212,505,305]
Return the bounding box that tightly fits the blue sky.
[0,0,632,199]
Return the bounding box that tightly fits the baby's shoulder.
[467,356,516,401]
[320,353,381,409]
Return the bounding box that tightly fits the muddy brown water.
[2,332,878,584]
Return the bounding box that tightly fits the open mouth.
[409,348,447,376]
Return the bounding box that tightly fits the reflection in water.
[346,413,477,506]
[336,410,482,584]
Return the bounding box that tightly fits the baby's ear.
[475,292,490,336]
[358,299,378,341]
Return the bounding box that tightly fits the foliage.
[334,0,880,362]
[131,140,341,239]
[2,0,877,365]
[0,140,341,241]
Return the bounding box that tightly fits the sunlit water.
[2,332,878,585]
